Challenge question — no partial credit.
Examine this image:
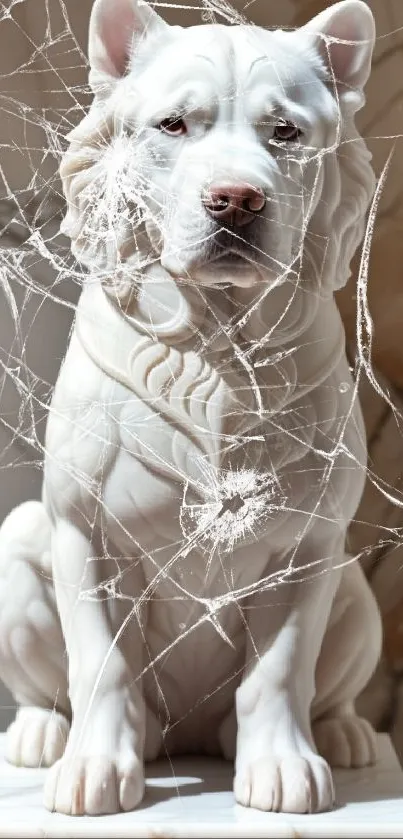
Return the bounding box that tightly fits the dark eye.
[158,116,187,136]
[273,121,302,143]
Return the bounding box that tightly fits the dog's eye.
[158,116,187,136]
[273,121,301,143]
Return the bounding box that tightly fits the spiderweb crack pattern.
[0,0,402,762]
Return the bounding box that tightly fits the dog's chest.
[102,333,314,566]
[77,282,343,560]
[113,315,304,477]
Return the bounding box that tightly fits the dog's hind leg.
[312,560,382,768]
[0,501,70,767]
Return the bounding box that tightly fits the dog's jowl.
[0,0,383,817]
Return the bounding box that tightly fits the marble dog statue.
[0,0,382,816]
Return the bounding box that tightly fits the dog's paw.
[6,707,69,768]
[313,714,377,768]
[234,753,334,813]
[43,752,144,815]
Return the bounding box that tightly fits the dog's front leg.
[43,518,146,816]
[234,534,342,814]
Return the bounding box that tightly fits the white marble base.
[1,734,403,837]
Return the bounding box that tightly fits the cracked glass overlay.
[0,0,402,776]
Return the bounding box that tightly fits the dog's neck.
[75,264,345,422]
[82,261,333,343]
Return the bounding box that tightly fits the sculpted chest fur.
[45,270,360,566]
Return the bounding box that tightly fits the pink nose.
[202,183,266,227]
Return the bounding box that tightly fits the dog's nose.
[202,183,266,227]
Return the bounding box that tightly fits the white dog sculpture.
[0,0,382,817]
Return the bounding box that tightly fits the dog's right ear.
[88,0,167,95]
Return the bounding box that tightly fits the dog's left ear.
[303,0,375,92]
[88,0,168,95]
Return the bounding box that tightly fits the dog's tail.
[0,500,52,578]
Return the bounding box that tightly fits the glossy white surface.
[1,734,403,837]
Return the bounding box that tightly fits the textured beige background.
[0,0,403,756]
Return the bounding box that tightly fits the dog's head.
[61,0,375,300]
